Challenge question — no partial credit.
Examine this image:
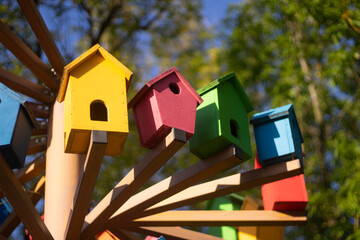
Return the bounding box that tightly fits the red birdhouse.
[129,67,203,148]
[255,153,308,211]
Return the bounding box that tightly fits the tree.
[222,0,360,239]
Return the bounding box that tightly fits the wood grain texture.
[0,21,59,91]
[124,226,223,240]
[27,137,47,155]
[80,128,187,240]
[138,159,303,219]
[17,0,65,76]
[0,154,53,240]
[0,175,45,237]
[0,68,54,104]
[108,145,243,225]
[65,131,107,240]
[122,210,307,227]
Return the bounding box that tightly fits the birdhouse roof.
[250,103,303,142]
[57,44,133,102]
[128,67,203,109]
[0,83,38,128]
[197,73,254,113]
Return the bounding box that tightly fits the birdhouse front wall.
[64,53,129,156]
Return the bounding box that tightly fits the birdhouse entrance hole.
[169,82,180,94]
[90,100,108,121]
[230,119,239,138]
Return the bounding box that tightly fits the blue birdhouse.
[0,83,37,169]
[0,198,12,224]
[250,104,303,166]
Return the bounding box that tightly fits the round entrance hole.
[169,82,180,94]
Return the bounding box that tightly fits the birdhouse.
[128,67,203,148]
[0,83,37,169]
[0,198,12,224]
[250,103,304,166]
[255,153,308,211]
[57,44,133,156]
[206,194,242,240]
[189,73,253,160]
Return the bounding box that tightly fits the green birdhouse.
[189,73,253,160]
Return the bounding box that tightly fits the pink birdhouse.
[129,67,203,148]
[255,152,308,211]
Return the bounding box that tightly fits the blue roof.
[0,82,26,105]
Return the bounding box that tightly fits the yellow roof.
[57,44,133,102]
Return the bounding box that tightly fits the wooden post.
[44,101,85,239]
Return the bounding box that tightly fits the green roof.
[197,73,253,113]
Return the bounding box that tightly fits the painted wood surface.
[129,67,202,148]
[107,145,243,225]
[0,83,36,168]
[250,104,304,166]
[58,44,132,156]
[80,128,187,240]
[255,154,308,211]
[0,21,58,91]
[190,73,253,160]
[121,210,307,227]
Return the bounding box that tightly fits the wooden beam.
[108,228,142,240]
[0,175,45,237]
[25,102,50,119]
[0,68,54,104]
[137,159,303,219]
[17,0,65,76]
[107,145,243,225]
[27,136,47,155]
[16,154,46,184]
[64,131,107,240]
[32,121,47,136]
[122,210,307,227]
[0,153,53,239]
[80,128,187,240]
[0,21,59,91]
[124,226,223,240]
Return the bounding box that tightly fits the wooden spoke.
[0,68,54,104]
[121,210,307,227]
[136,159,303,219]
[80,128,187,240]
[32,121,47,136]
[65,131,107,240]
[0,154,53,240]
[16,154,46,185]
[17,0,65,76]
[107,145,243,225]
[0,21,59,91]
[0,175,45,237]
[123,226,223,240]
[25,102,50,119]
[27,136,47,155]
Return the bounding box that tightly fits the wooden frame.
[80,128,187,239]
[25,102,50,119]
[121,210,307,227]
[16,154,46,184]
[27,136,47,155]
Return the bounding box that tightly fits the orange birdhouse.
[57,44,133,156]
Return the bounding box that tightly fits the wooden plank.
[27,136,47,155]
[0,68,54,104]
[135,159,303,219]
[0,175,45,237]
[0,21,59,91]
[107,145,243,225]
[65,131,107,240]
[108,228,142,240]
[32,121,47,136]
[17,0,65,76]
[25,102,50,119]
[0,153,53,239]
[124,226,223,240]
[16,154,46,184]
[122,210,307,227]
[80,128,187,240]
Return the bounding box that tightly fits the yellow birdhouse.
[57,44,133,156]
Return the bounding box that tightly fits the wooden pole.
[44,101,85,239]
